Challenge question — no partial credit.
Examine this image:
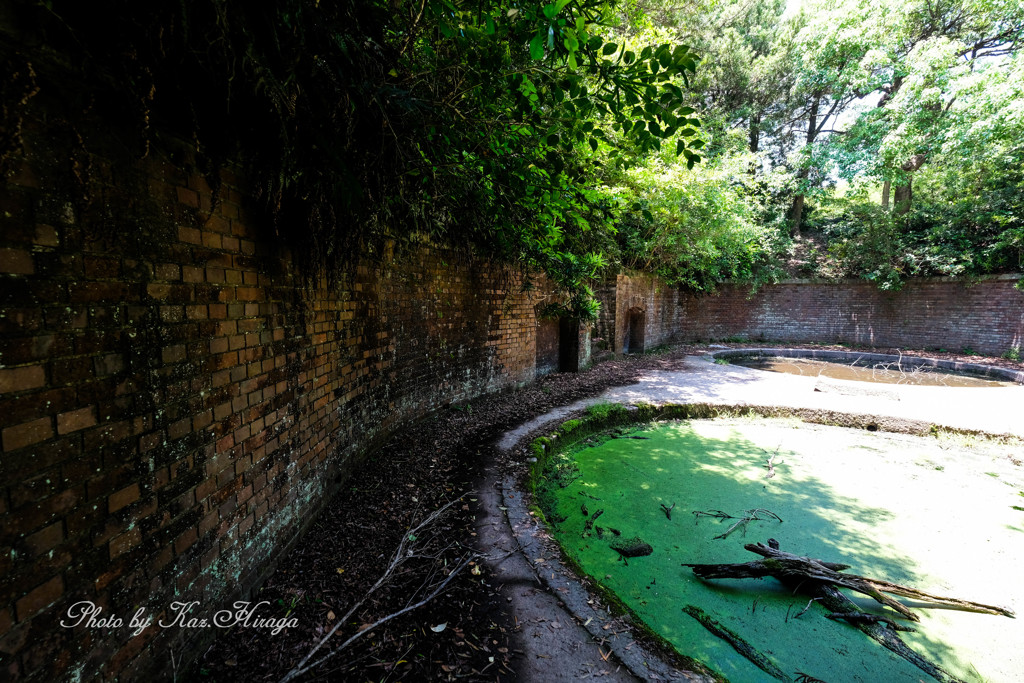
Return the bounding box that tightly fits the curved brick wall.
[0,117,569,679]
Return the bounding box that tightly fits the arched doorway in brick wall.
[558,317,581,372]
[536,314,581,374]
[624,307,646,354]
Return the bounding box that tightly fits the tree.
[832,0,1024,214]
[782,1,890,235]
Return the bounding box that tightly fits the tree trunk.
[749,111,761,154]
[789,95,820,237]
[748,111,762,176]
[789,182,806,237]
[893,154,927,215]
[881,180,891,210]
[893,180,912,215]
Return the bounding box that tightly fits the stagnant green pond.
[536,416,1024,682]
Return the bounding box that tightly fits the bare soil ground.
[196,342,1022,682]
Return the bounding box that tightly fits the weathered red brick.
[174,527,198,555]
[83,256,120,279]
[56,407,97,435]
[0,248,34,275]
[109,527,142,559]
[2,417,53,451]
[14,575,63,621]
[93,354,124,377]
[82,420,130,450]
[108,484,140,513]
[167,417,191,440]
[67,282,128,303]
[34,224,59,247]
[154,263,180,280]
[25,521,63,555]
[178,226,202,245]
[0,365,45,395]
[176,186,200,208]
[161,345,186,364]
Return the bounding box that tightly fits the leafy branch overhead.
[5,0,704,319]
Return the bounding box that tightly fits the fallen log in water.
[682,605,788,680]
[683,541,1015,683]
[684,542,1015,621]
[811,582,963,683]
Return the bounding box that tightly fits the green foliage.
[11,0,1019,301]
[802,1,1024,281]
[606,142,788,291]
[6,0,705,319]
[557,419,583,436]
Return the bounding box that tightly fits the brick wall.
[600,272,1023,358]
[0,127,554,680]
[592,276,617,354]
[678,277,1024,356]
[611,272,686,353]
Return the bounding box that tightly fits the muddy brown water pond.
[729,356,1017,387]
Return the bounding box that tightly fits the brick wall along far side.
[0,128,553,681]
[598,272,1023,358]
[675,278,1024,356]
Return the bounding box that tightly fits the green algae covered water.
[537,417,1024,682]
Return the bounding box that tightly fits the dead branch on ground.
[582,508,604,536]
[826,612,915,632]
[279,496,476,683]
[794,597,821,619]
[813,581,961,682]
[684,541,1002,682]
[764,450,782,479]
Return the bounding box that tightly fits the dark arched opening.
[624,308,646,354]
[558,317,580,372]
